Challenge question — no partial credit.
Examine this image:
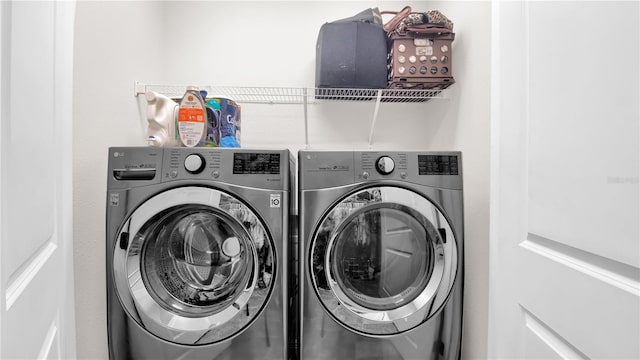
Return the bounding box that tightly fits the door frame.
[488,0,529,357]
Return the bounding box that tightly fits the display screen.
[418,155,459,175]
[233,153,280,174]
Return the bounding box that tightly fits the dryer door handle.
[438,228,447,244]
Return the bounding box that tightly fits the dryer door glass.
[329,206,433,311]
[310,186,457,335]
[113,186,274,345]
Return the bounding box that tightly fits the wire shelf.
[134,81,450,148]
[136,83,448,104]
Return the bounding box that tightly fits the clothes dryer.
[298,150,463,360]
[106,147,293,359]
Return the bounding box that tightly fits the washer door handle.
[119,231,129,250]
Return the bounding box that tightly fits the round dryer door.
[310,186,458,336]
[113,186,275,345]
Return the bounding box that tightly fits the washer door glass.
[141,205,253,316]
[311,186,457,336]
[113,187,274,345]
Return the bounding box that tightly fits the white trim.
[523,309,588,360]
[37,319,59,360]
[0,2,5,356]
[5,241,58,310]
[54,1,77,357]
[521,234,640,296]
[487,2,501,359]
[488,1,530,358]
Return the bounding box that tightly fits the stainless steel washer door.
[310,186,457,336]
[113,186,275,345]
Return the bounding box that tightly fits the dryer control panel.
[356,151,462,189]
[417,154,459,175]
[298,150,462,190]
[360,152,409,179]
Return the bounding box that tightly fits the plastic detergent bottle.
[178,86,207,147]
[216,97,241,148]
[205,99,221,147]
[145,91,178,147]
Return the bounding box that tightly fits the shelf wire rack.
[134,82,449,147]
[135,83,447,104]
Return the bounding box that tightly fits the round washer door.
[113,186,275,345]
[310,186,457,336]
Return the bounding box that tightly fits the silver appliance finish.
[106,147,293,360]
[298,150,464,360]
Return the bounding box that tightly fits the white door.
[0,1,77,359]
[489,1,639,359]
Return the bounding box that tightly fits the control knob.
[184,153,206,174]
[375,156,395,175]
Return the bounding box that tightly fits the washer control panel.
[166,148,221,180]
[164,148,288,190]
[184,153,206,174]
[109,147,291,191]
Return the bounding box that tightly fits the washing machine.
[298,150,463,360]
[106,147,294,360]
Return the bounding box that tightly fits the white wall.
[73,2,490,359]
[72,3,166,359]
